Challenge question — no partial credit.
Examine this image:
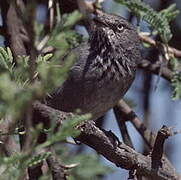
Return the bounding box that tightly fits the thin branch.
[115,100,176,172]
[113,106,134,148]
[36,35,50,51]
[48,0,54,31]
[114,106,140,179]
[138,59,172,81]
[139,33,181,58]
[116,100,157,148]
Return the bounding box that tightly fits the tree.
[0,0,181,179]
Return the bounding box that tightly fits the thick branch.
[0,0,28,57]
[77,121,179,180]
[32,102,180,179]
[33,101,72,127]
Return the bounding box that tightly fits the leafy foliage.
[27,152,52,167]
[0,153,23,180]
[0,9,109,180]
[168,57,181,100]
[114,0,179,43]
[67,154,113,180]
[114,0,181,100]
[0,47,14,72]
[171,72,181,100]
[159,4,180,22]
[0,47,71,119]
[42,113,91,148]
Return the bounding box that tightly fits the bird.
[46,11,141,121]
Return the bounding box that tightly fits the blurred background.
[0,0,181,179]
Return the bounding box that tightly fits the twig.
[151,125,172,170]
[113,106,134,148]
[138,59,172,82]
[60,163,79,169]
[48,0,54,31]
[139,33,181,58]
[115,100,176,172]
[114,105,139,179]
[116,100,157,148]
[36,35,50,51]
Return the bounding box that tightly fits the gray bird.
[47,11,141,121]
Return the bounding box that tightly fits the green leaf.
[27,152,52,167]
[160,4,180,22]
[114,0,179,43]
[171,72,181,100]
[41,113,91,148]
[43,53,53,61]
[67,154,113,180]
[168,57,179,70]
[6,47,13,63]
[63,11,82,29]
[0,47,15,74]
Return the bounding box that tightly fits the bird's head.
[89,11,141,67]
[90,11,140,52]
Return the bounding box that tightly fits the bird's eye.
[117,24,124,32]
